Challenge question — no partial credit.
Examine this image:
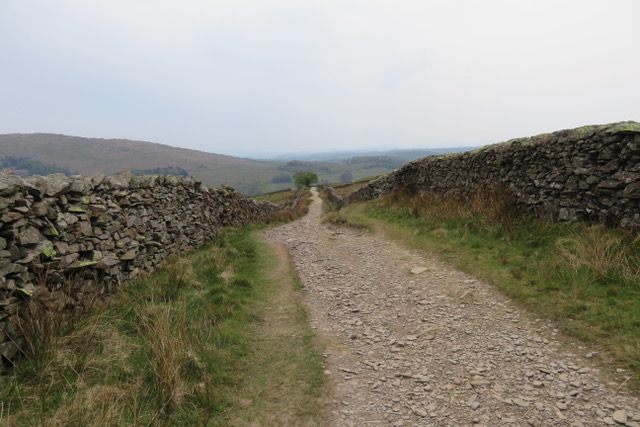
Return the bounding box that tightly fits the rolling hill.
[0,133,476,195]
[0,133,279,194]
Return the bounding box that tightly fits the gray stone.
[0,261,27,276]
[0,341,20,359]
[612,409,627,424]
[69,177,91,193]
[105,172,134,189]
[513,398,529,408]
[0,170,27,196]
[17,226,45,245]
[32,200,51,217]
[2,211,23,223]
[411,267,428,275]
[623,182,640,198]
[44,173,73,197]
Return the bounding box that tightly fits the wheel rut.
[263,188,640,427]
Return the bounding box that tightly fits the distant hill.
[267,147,478,162]
[0,133,476,195]
[0,133,266,175]
[0,133,279,194]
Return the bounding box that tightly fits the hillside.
[0,133,278,194]
[0,133,475,195]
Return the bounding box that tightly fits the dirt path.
[263,188,640,427]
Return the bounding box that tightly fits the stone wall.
[0,171,283,362]
[318,185,344,209]
[343,121,640,229]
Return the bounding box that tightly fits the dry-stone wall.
[0,171,282,363]
[318,185,344,209]
[344,121,640,229]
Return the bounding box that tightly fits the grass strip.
[0,226,324,426]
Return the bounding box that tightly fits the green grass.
[193,161,396,195]
[328,189,640,389]
[0,226,324,426]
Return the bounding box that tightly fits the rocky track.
[263,188,640,427]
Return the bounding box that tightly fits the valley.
[0,133,473,195]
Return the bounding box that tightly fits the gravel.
[264,189,640,426]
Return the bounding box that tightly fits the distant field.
[0,133,470,196]
[191,161,394,195]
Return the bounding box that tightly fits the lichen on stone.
[68,205,87,213]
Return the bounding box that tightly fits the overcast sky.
[1,1,638,156]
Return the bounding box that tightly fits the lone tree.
[293,171,319,188]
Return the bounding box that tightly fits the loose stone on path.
[264,188,640,426]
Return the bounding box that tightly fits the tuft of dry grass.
[154,258,192,302]
[138,304,186,416]
[322,210,372,231]
[14,298,60,360]
[48,384,133,427]
[555,227,640,280]
[15,284,102,367]
[383,187,520,229]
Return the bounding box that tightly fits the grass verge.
[327,189,640,390]
[0,226,324,426]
